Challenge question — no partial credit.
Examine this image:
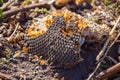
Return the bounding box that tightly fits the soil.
[0,0,120,80]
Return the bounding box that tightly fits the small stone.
[35,66,40,70]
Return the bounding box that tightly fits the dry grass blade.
[96,16,120,61]
[7,23,19,41]
[87,16,120,80]
[87,33,120,80]
[106,56,118,64]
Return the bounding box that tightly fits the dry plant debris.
[26,8,111,68]
[95,63,120,80]
[55,0,92,7]
[0,0,120,80]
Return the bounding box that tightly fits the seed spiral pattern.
[26,16,84,68]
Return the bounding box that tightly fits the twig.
[0,3,50,19]
[87,16,120,80]
[116,40,120,42]
[7,23,19,41]
[0,72,10,79]
[87,30,120,80]
[102,32,120,61]
[106,56,118,64]
[95,63,120,80]
[0,0,14,10]
[102,32,120,62]
[96,16,120,61]
[87,61,102,80]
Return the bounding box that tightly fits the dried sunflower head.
[25,8,111,68]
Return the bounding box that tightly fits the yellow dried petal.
[75,0,92,5]
[55,0,71,6]
[22,46,28,53]
[46,16,52,28]
[39,59,45,66]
